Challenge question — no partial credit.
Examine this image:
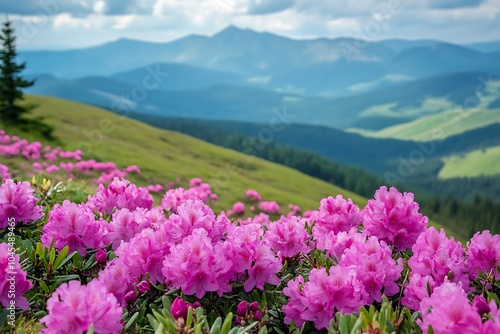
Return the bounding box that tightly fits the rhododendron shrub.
[363,186,428,251]
[0,243,33,310]
[402,226,469,310]
[311,194,362,250]
[284,267,367,330]
[467,230,500,280]
[41,200,108,255]
[86,177,153,213]
[1,170,500,333]
[0,179,43,228]
[40,280,123,333]
[264,216,311,258]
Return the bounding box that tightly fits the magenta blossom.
[0,179,43,228]
[466,230,500,280]
[419,282,482,334]
[40,280,123,333]
[0,243,33,310]
[312,195,362,250]
[41,200,109,256]
[264,216,311,258]
[362,186,428,251]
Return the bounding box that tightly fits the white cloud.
[4,0,499,50]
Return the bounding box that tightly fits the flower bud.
[124,291,136,304]
[472,295,490,315]
[171,298,189,320]
[236,301,248,316]
[253,310,262,322]
[137,280,150,294]
[95,249,107,265]
[249,301,259,312]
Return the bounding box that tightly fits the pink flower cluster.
[340,235,403,303]
[161,178,217,212]
[419,282,500,334]
[258,200,280,214]
[467,230,500,280]
[0,179,43,228]
[402,227,468,310]
[0,129,142,184]
[227,201,245,216]
[284,267,367,330]
[40,280,123,334]
[246,189,262,201]
[87,177,153,214]
[163,229,233,298]
[264,216,311,258]
[311,195,362,250]
[362,186,428,251]
[41,200,109,256]
[0,163,11,180]
[0,243,33,310]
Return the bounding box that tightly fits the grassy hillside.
[362,108,500,141]
[438,145,500,179]
[7,95,368,212]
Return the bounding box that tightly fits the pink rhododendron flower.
[0,163,11,180]
[258,201,280,214]
[87,177,153,214]
[284,267,367,330]
[0,243,33,310]
[419,282,482,334]
[403,227,469,310]
[0,179,43,228]
[95,258,134,306]
[323,228,366,260]
[41,200,109,256]
[362,186,428,251]
[227,201,245,216]
[312,195,362,250]
[283,275,306,328]
[163,229,233,298]
[161,187,211,212]
[466,230,500,280]
[107,208,153,249]
[164,200,229,242]
[223,223,282,291]
[401,274,436,311]
[246,189,262,201]
[340,235,403,303]
[40,280,123,334]
[264,216,311,258]
[115,226,173,284]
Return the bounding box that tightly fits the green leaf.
[186,306,194,329]
[124,312,139,331]
[86,324,95,334]
[258,325,268,334]
[220,312,233,334]
[56,251,78,270]
[39,281,49,294]
[211,317,223,334]
[54,274,80,286]
[53,246,69,270]
[49,247,56,265]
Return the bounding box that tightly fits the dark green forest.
[128,113,500,240]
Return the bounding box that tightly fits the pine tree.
[0,18,34,122]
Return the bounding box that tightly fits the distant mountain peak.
[214,25,259,38]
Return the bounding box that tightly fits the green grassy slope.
[4,95,367,212]
[364,108,500,141]
[438,145,500,179]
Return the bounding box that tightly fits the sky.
[2,0,500,50]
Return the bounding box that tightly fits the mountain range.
[20,25,500,194]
